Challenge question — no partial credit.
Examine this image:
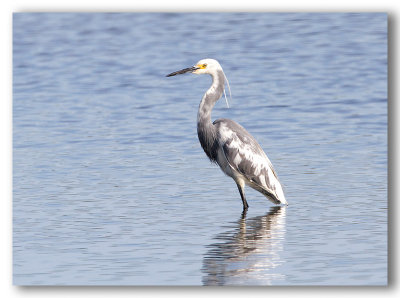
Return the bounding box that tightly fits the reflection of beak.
[166,66,199,77]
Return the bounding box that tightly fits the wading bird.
[166,59,287,210]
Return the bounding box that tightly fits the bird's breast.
[197,122,219,163]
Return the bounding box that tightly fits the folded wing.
[214,119,286,204]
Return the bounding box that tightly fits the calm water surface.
[13,13,387,285]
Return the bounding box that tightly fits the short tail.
[274,184,288,205]
[259,187,288,205]
[247,173,288,205]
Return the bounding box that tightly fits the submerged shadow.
[202,206,287,286]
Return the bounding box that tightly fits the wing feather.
[214,119,286,204]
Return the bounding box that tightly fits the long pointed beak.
[166,66,199,77]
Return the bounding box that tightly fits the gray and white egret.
[166,58,287,210]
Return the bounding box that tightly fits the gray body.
[167,58,287,210]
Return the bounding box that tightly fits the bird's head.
[166,58,222,77]
[192,58,222,75]
[166,58,231,108]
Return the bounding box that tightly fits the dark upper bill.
[166,66,199,77]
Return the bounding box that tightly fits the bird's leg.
[236,182,249,210]
[241,208,248,219]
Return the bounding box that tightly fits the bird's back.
[213,118,286,205]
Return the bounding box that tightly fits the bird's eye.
[202,63,207,68]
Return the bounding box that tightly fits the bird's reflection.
[202,206,287,285]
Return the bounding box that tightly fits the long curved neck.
[197,69,225,161]
[197,69,225,123]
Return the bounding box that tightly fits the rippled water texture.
[13,13,387,285]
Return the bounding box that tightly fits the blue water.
[13,13,387,285]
